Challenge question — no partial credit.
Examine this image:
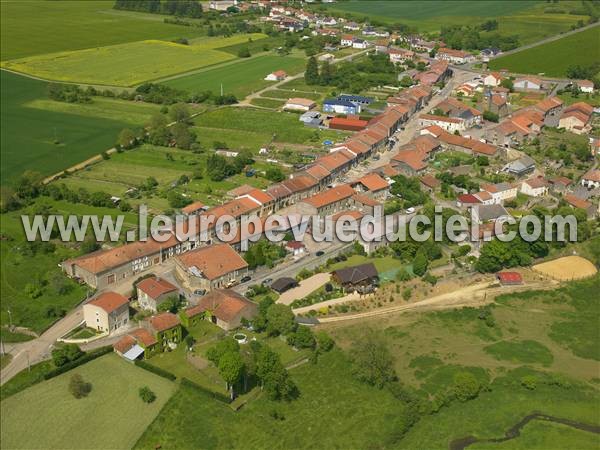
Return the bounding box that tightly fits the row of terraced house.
[61,85,435,291]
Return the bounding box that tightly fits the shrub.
[452,372,481,401]
[44,346,112,379]
[139,386,157,403]
[52,344,84,367]
[521,375,537,390]
[69,374,92,399]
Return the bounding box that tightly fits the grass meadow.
[135,349,413,449]
[489,26,600,77]
[194,107,345,145]
[320,275,600,449]
[162,54,307,98]
[0,0,205,61]
[1,354,176,449]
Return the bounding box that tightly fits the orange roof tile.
[302,184,355,209]
[88,291,129,313]
[186,289,256,323]
[149,312,180,332]
[354,172,389,192]
[176,243,248,280]
[137,277,177,300]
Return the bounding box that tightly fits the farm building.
[174,243,249,292]
[329,117,368,131]
[513,76,542,91]
[83,291,130,334]
[181,289,257,331]
[496,272,523,285]
[146,312,182,351]
[136,276,179,313]
[113,328,158,360]
[265,70,287,81]
[284,97,317,112]
[323,99,361,115]
[271,277,299,293]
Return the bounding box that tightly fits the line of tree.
[48,84,92,103]
[113,0,203,18]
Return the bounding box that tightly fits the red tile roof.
[457,193,482,204]
[88,292,129,314]
[186,289,256,323]
[241,189,274,205]
[582,169,600,183]
[302,184,355,209]
[419,174,440,188]
[176,243,248,280]
[149,312,181,332]
[181,201,206,215]
[137,277,177,300]
[354,172,389,192]
[497,272,523,284]
[564,194,592,210]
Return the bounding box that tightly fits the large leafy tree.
[350,330,396,388]
[305,56,320,85]
[218,351,245,399]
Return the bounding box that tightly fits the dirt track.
[316,279,557,324]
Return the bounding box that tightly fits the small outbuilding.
[271,277,299,293]
[496,271,523,285]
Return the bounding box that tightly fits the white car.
[405,207,415,214]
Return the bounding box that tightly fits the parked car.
[193,289,206,296]
[316,250,325,257]
[262,278,273,286]
[241,275,252,283]
[405,207,415,214]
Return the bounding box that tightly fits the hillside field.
[0,0,205,61]
[0,71,128,185]
[2,40,237,86]
[135,276,600,449]
[162,54,307,98]
[0,71,163,185]
[489,26,600,77]
[1,354,176,449]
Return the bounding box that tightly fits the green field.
[250,98,286,109]
[489,26,600,77]
[326,1,587,44]
[0,70,158,185]
[194,107,345,145]
[163,54,307,98]
[56,144,276,211]
[1,354,176,449]
[2,40,237,86]
[135,350,414,449]
[0,0,206,61]
[322,275,600,449]
[470,420,600,449]
[24,97,162,126]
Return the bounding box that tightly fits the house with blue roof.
[338,94,374,106]
[323,99,361,115]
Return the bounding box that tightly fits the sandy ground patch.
[277,273,331,305]
[533,256,597,281]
